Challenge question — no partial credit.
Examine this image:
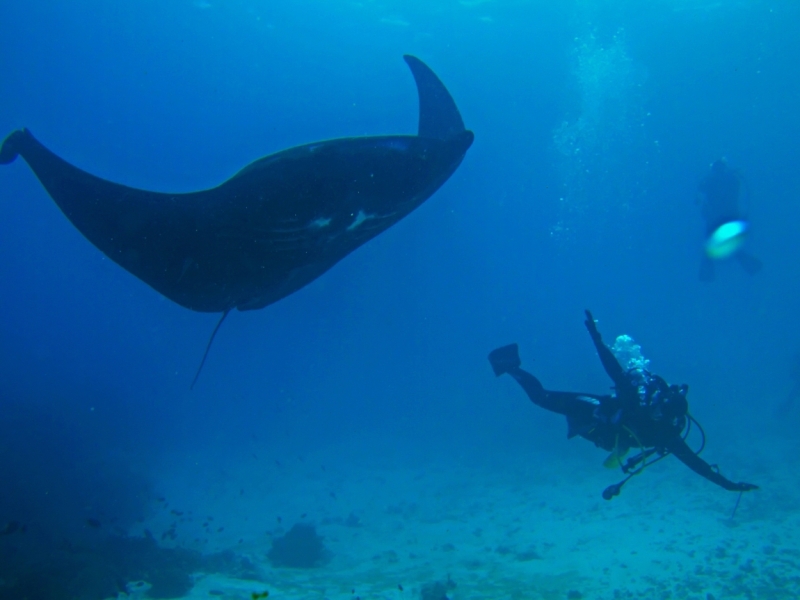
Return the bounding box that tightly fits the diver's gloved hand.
[584,309,601,341]
[734,482,759,492]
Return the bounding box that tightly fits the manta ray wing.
[0,56,473,314]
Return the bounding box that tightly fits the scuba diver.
[488,310,759,499]
[697,158,762,282]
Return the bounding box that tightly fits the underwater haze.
[2,1,800,598]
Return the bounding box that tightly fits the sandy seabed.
[137,432,800,600]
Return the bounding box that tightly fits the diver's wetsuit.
[699,159,742,236]
[697,159,762,280]
[489,310,758,495]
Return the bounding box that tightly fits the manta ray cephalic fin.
[0,129,26,164]
[403,55,465,140]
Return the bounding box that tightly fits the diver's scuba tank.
[601,334,653,500]
[601,334,695,500]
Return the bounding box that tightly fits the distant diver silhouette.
[697,158,762,282]
[0,56,473,387]
[489,310,759,499]
[775,352,800,417]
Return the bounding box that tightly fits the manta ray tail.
[191,308,231,390]
[403,55,465,140]
[0,129,26,164]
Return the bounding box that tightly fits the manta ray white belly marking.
[347,210,373,231]
[310,217,332,228]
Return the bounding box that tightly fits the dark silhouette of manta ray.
[0,55,473,386]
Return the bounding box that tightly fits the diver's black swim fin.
[488,343,521,377]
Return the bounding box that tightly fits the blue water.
[1,1,799,598]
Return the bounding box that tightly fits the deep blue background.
[1,0,798,538]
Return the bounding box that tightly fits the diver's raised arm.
[584,310,628,389]
[666,437,758,492]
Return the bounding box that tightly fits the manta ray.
[0,55,473,386]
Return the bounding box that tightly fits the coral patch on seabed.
[267,523,330,568]
[420,575,457,600]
